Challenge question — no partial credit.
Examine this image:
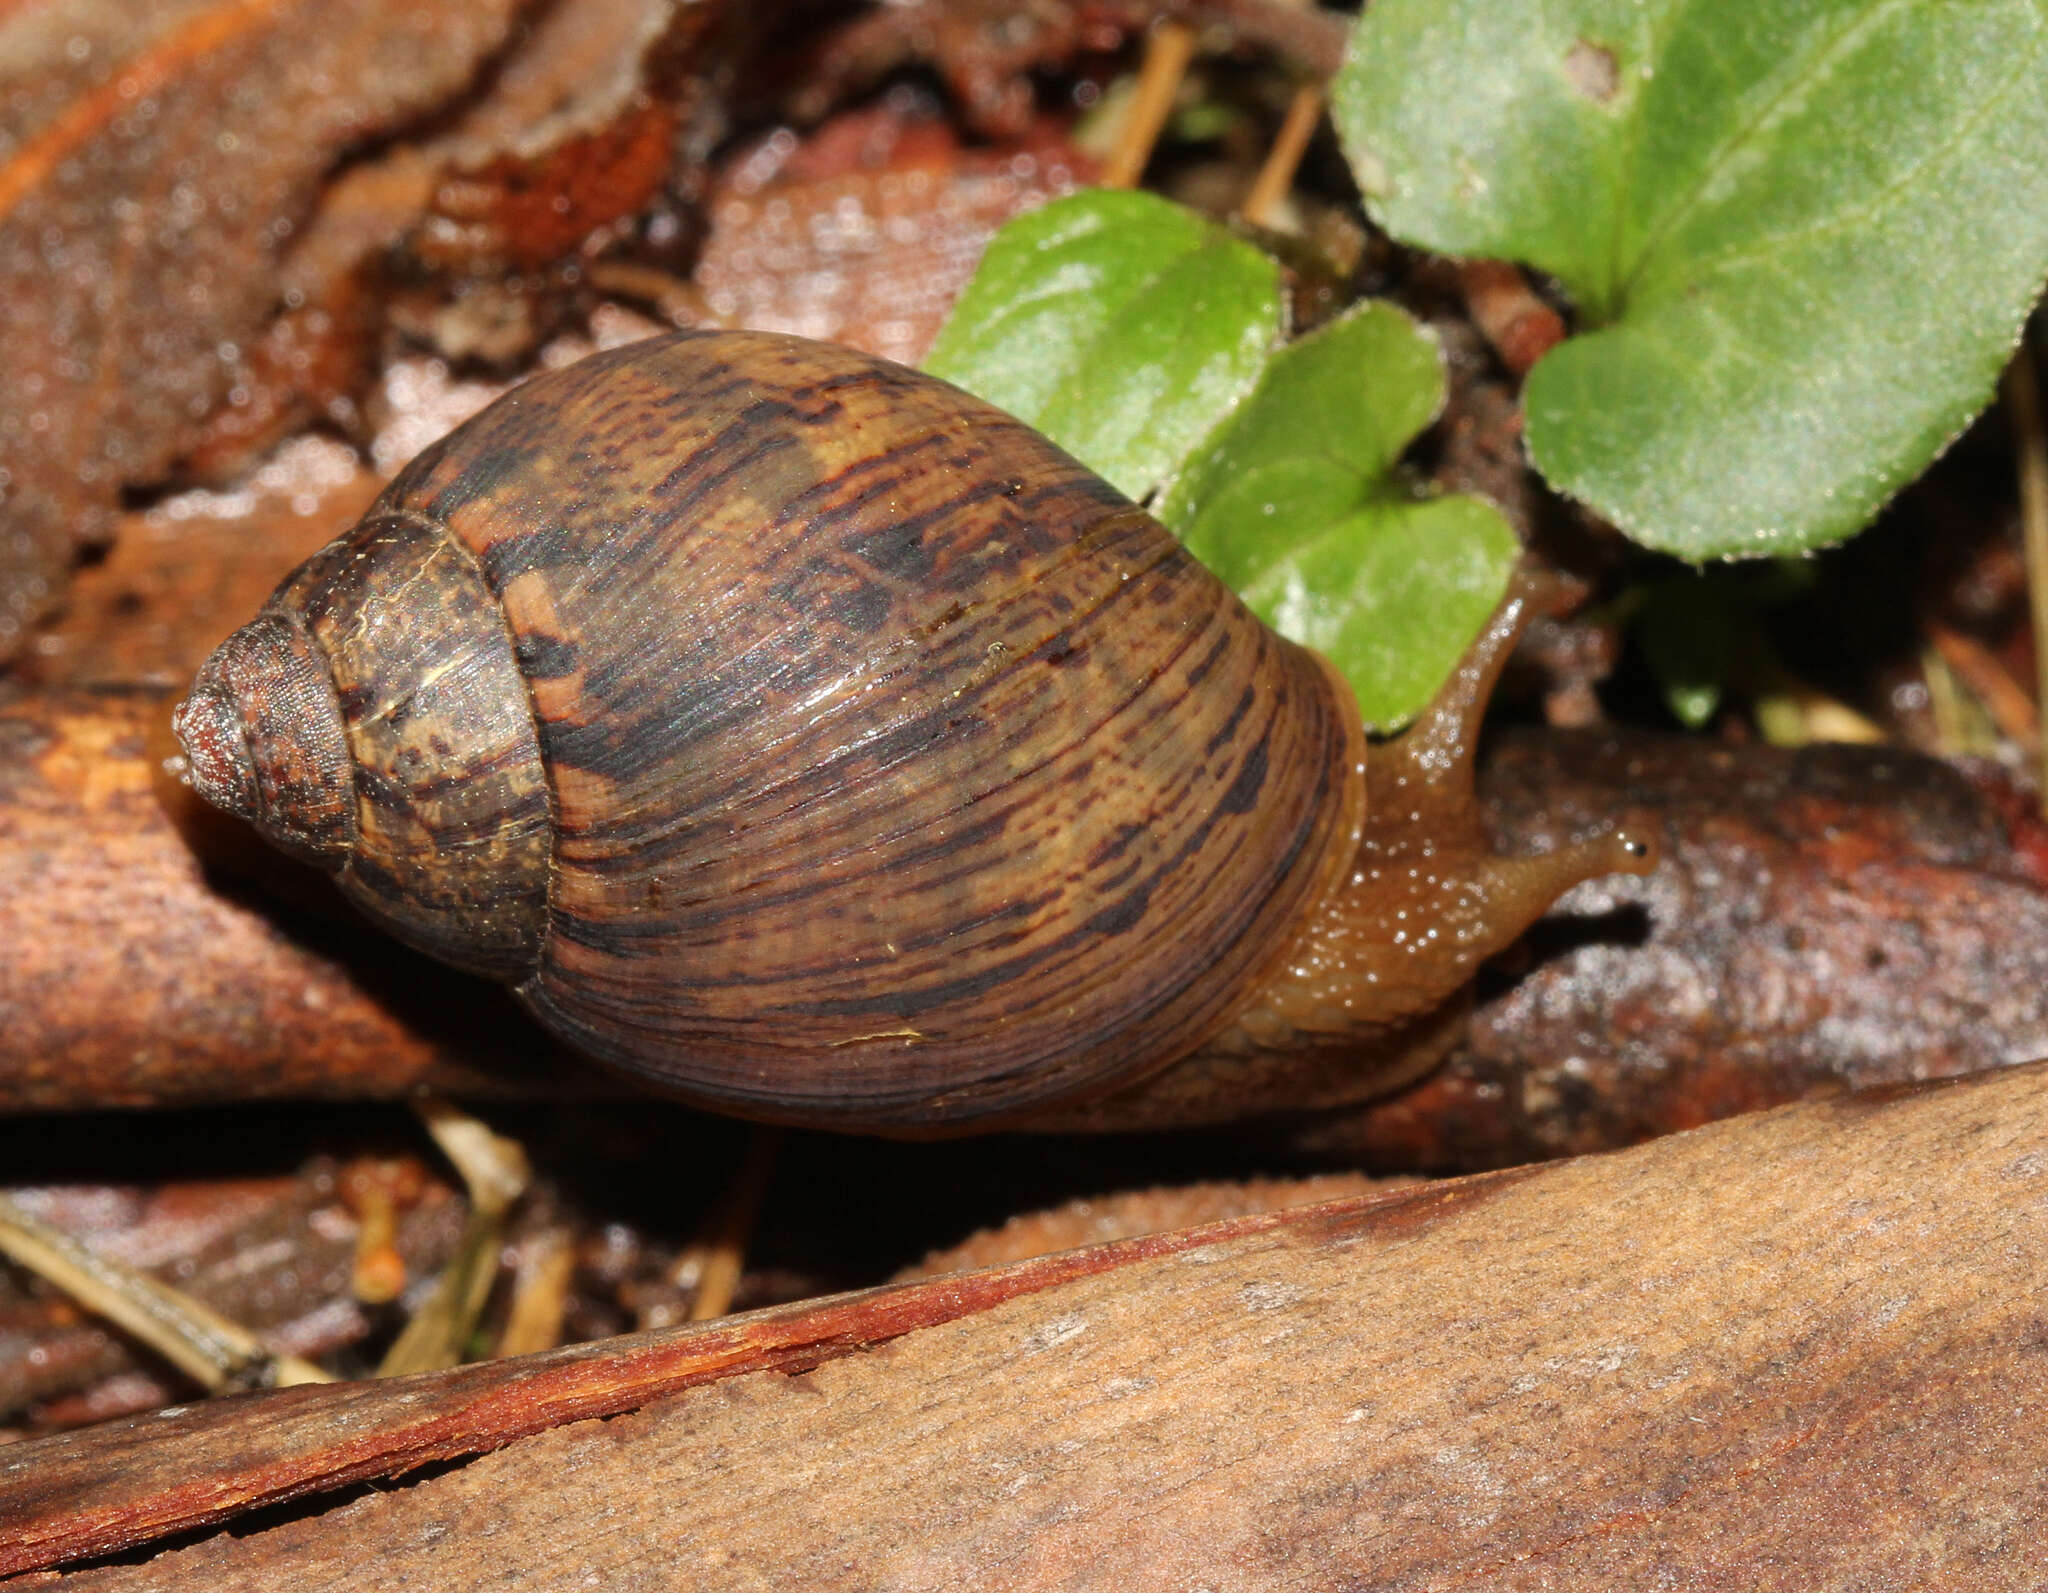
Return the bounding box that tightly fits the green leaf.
[923,190,1284,502]
[1159,303,1520,729]
[1333,0,2048,560]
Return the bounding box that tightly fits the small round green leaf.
[922,190,1284,501]
[1160,303,1519,729]
[1333,0,2048,559]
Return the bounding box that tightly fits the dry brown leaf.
[0,0,528,659]
[680,94,1096,365]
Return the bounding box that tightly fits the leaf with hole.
[1333,0,2048,559]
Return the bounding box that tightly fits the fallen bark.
[8,676,2048,1157]
[1296,726,2048,1168]
[0,686,588,1107]
[7,1062,2047,1586]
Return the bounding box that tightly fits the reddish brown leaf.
[0,0,528,659]
[428,98,677,273]
[411,0,737,275]
[678,96,1096,366]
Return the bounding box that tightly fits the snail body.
[175,331,1650,1133]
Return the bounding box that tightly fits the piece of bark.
[1290,728,2048,1169]
[9,1062,2048,1585]
[0,1206,1242,1575]
[8,683,2048,1141]
[2,1106,1370,1433]
[894,1171,1395,1279]
[0,686,592,1107]
[0,0,528,661]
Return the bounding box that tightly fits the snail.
[172,330,1653,1133]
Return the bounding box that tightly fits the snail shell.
[176,331,1650,1132]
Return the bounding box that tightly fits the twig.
[2004,334,2048,810]
[1100,19,1199,189]
[586,261,713,327]
[378,1101,532,1375]
[1240,81,1323,227]
[1457,259,1568,377]
[688,1127,782,1322]
[0,1194,331,1392]
[344,1161,407,1305]
[495,1228,577,1358]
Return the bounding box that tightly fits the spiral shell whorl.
[178,511,554,981]
[173,613,353,865]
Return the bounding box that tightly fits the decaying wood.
[8,1062,2047,1586]
[1298,726,2048,1168]
[0,686,587,1107]
[9,670,2048,1154]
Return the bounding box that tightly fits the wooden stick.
[0,1195,331,1394]
[1099,20,1199,189]
[2004,337,2048,810]
[687,1127,781,1322]
[1239,81,1322,227]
